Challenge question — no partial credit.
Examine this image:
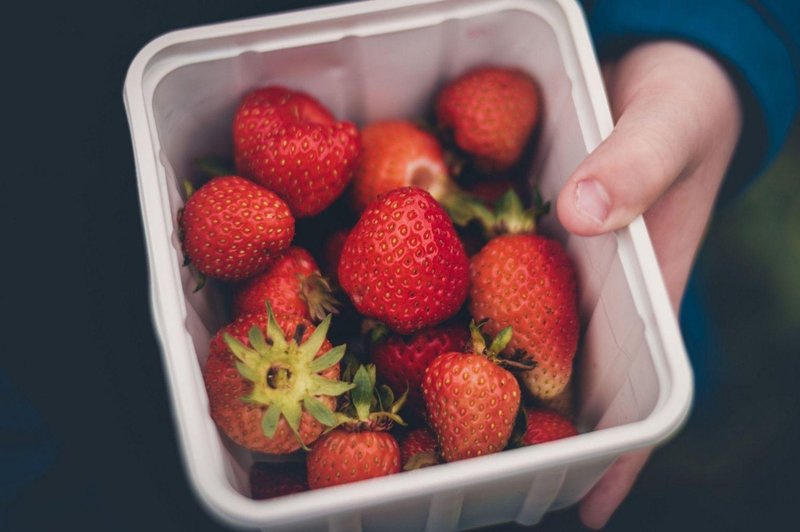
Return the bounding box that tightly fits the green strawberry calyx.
[333,364,407,432]
[441,188,549,239]
[223,304,354,450]
[469,319,536,371]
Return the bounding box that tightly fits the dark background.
[3,1,798,530]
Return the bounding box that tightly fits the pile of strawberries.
[179,66,581,498]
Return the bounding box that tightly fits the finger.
[579,448,653,529]
[556,93,696,236]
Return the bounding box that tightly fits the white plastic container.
[124,1,693,530]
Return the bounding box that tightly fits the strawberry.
[249,462,308,500]
[372,324,469,423]
[306,365,404,488]
[470,233,578,399]
[540,380,575,420]
[179,175,295,281]
[520,408,577,446]
[233,86,361,218]
[422,322,525,462]
[232,246,338,322]
[338,187,470,334]
[448,188,579,400]
[350,120,451,213]
[307,429,400,489]
[436,66,540,173]
[398,427,440,470]
[203,306,352,454]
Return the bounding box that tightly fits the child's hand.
[556,41,743,528]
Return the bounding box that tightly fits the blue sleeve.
[585,0,800,198]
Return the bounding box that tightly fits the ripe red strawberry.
[249,462,308,500]
[338,187,470,334]
[179,175,295,281]
[470,233,578,399]
[398,428,440,470]
[204,307,351,454]
[233,86,361,218]
[436,66,539,173]
[372,324,469,423]
[307,429,400,489]
[306,365,404,488]
[351,120,451,213]
[232,246,338,322]
[521,408,577,446]
[422,323,523,462]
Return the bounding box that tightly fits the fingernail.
[575,179,610,224]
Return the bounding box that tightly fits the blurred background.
[2,1,798,530]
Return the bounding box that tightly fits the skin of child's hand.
[555,41,743,529]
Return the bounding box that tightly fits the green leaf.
[468,320,487,354]
[298,314,331,362]
[181,179,195,199]
[265,304,287,351]
[235,361,259,382]
[309,344,347,373]
[488,326,513,357]
[248,326,269,354]
[377,385,394,412]
[261,404,282,439]
[392,387,409,416]
[223,333,258,365]
[282,400,302,433]
[310,375,355,396]
[303,395,338,427]
[351,366,374,421]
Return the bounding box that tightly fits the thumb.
[556,95,694,236]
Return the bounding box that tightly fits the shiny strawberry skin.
[351,120,449,213]
[233,86,361,218]
[422,352,520,462]
[469,234,579,399]
[338,187,470,334]
[204,312,338,455]
[521,408,577,446]
[249,462,308,500]
[232,246,319,319]
[373,324,469,423]
[436,66,539,172]
[179,175,295,281]
[306,429,401,488]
